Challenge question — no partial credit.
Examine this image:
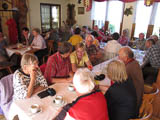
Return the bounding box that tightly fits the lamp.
[145,0,154,6]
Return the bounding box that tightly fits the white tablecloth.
[6,45,38,57]
[9,83,77,120]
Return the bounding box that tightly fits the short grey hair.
[21,53,38,69]
[73,68,95,94]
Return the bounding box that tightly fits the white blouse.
[31,34,46,49]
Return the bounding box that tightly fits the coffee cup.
[54,96,63,104]
[30,104,40,113]
[68,85,74,91]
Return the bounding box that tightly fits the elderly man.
[44,41,73,84]
[55,68,109,120]
[142,39,160,84]
[134,33,146,50]
[118,47,144,111]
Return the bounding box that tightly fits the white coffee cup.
[54,96,63,104]
[68,85,74,91]
[30,104,40,114]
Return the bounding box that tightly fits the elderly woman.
[31,28,48,64]
[70,42,92,72]
[118,29,130,46]
[31,28,46,49]
[13,53,48,100]
[104,60,137,120]
[85,34,104,65]
[55,68,109,120]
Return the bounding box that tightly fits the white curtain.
[134,1,153,37]
[152,3,160,36]
[107,1,124,33]
[91,1,107,28]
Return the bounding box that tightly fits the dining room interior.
[0,0,160,120]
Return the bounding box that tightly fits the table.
[132,49,145,65]
[6,44,39,57]
[9,83,77,120]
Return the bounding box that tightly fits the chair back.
[0,74,13,118]
[129,102,153,120]
[143,84,159,103]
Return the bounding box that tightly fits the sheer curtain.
[134,1,153,37]
[107,1,124,33]
[152,3,160,36]
[91,1,107,28]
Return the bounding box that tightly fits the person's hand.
[30,68,37,83]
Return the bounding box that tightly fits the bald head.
[118,47,134,63]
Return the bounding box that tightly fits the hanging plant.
[124,6,133,16]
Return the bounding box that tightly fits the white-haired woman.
[55,68,109,120]
[104,60,137,120]
[13,53,48,100]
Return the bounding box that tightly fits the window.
[134,1,153,37]
[152,3,160,36]
[107,1,124,33]
[92,1,107,28]
[92,1,124,33]
[40,4,61,33]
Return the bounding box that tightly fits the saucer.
[53,99,67,106]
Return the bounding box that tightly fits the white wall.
[68,0,92,28]
[122,2,136,37]
[28,0,92,30]
[28,0,68,30]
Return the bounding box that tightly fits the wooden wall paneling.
[104,21,109,33]
[131,23,135,39]
[146,25,154,38]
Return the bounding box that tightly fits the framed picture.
[78,7,85,15]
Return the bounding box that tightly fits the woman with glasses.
[13,53,48,100]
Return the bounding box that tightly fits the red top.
[68,91,109,120]
[44,52,72,84]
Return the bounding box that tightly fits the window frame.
[40,3,61,33]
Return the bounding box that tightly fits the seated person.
[70,42,92,72]
[142,39,160,84]
[104,60,137,120]
[21,27,34,45]
[133,33,146,50]
[85,34,104,65]
[55,68,109,120]
[68,27,83,48]
[118,29,130,46]
[118,47,144,111]
[31,28,47,64]
[150,35,159,45]
[0,31,9,63]
[93,25,107,42]
[44,41,73,84]
[81,26,89,39]
[13,53,48,100]
[104,32,122,59]
[31,28,47,49]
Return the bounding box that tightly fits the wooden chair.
[47,40,54,55]
[129,102,153,120]
[0,62,13,74]
[143,84,159,103]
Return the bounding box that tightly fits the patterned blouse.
[13,69,48,100]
